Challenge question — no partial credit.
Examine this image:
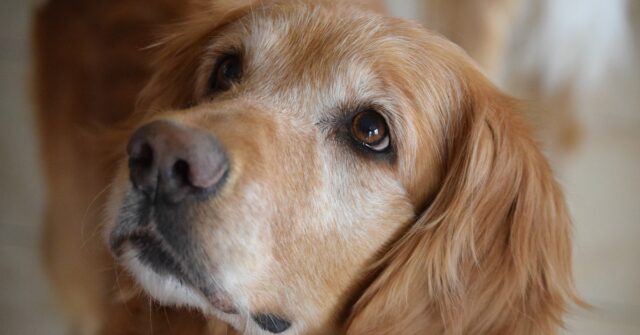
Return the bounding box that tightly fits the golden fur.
[34,0,580,334]
[33,0,192,333]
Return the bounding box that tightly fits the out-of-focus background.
[1,0,638,334]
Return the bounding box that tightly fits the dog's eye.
[208,54,243,94]
[350,110,390,152]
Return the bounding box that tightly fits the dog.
[35,0,580,334]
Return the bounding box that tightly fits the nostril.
[130,142,154,168]
[128,141,158,197]
[127,120,230,203]
[172,159,191,186]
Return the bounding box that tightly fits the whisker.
[80,181,115,248]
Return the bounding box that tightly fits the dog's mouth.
[113,230,239,315]
[110,191,294,333]
[109,192,238,314]
[123,233,190,281]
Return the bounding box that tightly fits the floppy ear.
[344,79,581,334]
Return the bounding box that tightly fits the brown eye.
[350,110,390,152]
[208,54,242,94]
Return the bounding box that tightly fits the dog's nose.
[127,120,229,203]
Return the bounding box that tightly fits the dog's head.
[106,1,578,334]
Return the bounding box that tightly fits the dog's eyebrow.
[252,313,292,333]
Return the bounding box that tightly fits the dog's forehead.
[241,1,386,52]
[234,3,394,109]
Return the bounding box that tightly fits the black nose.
[127,120,229,203]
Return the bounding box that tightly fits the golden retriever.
[34,0,580,334]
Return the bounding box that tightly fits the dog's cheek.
[197,183,277,295]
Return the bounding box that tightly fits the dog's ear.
[344,76,581,334]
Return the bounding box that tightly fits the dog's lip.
[111,190,240,314]
[209,292,238,314]
[129,232,188,278]
[112,229,239,314]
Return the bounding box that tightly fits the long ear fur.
[345,76,582,335]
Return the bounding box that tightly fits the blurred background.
[1,0,638,334]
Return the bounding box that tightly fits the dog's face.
[107,2,442,332]
[105,1,576,335]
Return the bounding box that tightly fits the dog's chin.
[121,248,214,313]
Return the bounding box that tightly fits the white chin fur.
[122,249,213,313]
